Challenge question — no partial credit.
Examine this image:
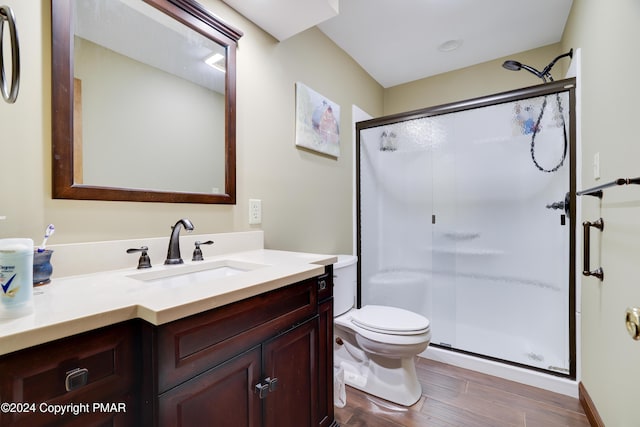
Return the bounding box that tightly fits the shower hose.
[530,92,568,173]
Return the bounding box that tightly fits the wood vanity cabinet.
[0,321,140,427]
[141,266,338,427]
[0,266,337,427]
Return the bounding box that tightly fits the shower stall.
[357,80,576,377]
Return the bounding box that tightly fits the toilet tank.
[333,255,357,317]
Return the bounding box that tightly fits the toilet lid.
[351,305,430,335]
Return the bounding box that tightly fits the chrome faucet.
[165,218,194,265]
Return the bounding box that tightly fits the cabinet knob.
[318,279,327,290]
[265,376,278,392]
[255,382,269,399]
[254,377,279,399]
[65,368,89,392]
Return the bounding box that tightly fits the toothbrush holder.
[33,249,54,286]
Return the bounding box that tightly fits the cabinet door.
[262,317,318,427]
[158,347,262,427]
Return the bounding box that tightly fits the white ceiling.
[221,0,339,41]
[222,0,573,88]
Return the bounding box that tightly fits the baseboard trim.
[579,381,605,427]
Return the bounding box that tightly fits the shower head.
[502,60,547,80]
[502,60,523,71]
[502,61,547,80]
[502,49,573,82]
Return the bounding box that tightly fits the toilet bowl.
[333,255,431,406]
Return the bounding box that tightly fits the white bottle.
[0,238,34,319]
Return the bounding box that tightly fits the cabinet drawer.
[157,278,317,392]
[0,322,139,427]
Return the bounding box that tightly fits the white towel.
[334,365,346,408]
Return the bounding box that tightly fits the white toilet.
[333,255,431,406]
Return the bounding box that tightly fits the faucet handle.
[192,240,214,261]
[127,246,152,269]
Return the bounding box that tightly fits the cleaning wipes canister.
[0,238,34,319]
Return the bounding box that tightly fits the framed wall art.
[295,82,340,157]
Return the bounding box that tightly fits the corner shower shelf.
[442,231,480,241]
[577,177,640,198]
[429,247,504,256]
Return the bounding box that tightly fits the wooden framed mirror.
[52,0,242,203]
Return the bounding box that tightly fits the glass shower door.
[432,94,571,373]
[357,82,574,376]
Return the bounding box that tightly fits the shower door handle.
[546,192,570,215]
[582,218,604,281]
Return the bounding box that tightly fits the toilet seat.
[351,305,430,335]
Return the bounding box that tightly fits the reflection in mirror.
[52,0,242,203]
[74,0,226,193]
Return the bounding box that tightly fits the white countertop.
[0,246,336,356]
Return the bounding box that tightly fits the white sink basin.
[128,260,266,286]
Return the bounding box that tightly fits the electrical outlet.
[249,199,262,224]
[593,152,600,180]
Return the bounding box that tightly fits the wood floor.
[334,358,590,427]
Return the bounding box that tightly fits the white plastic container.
[0,238,34,319]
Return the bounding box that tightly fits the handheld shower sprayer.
[501,49,574,173]
[502,49,573,82]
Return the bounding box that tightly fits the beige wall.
[562,1,640,425]
[0,0,383,254]
[384,44,563,115]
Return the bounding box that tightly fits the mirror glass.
[52,0,242,203]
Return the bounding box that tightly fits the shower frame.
[355,78,577,378]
